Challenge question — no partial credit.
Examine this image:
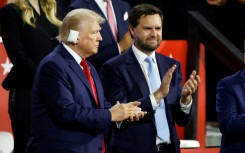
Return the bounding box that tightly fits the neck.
[29,0,40,15]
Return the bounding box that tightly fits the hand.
[181,70,201,105]
[127,111,147,122]
[109,101,145,122]
[118,31,133,52]
[154,64,176,103]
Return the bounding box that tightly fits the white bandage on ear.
[67,30,79,44]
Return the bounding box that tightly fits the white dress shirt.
[132,45,192,144]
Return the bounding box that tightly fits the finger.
[129,101,141,107]
[195,75,201,84]
[139,112,147,119]
[189,76,198,89]
[133,115,140,121]
[191,70,196,77]
[167,64,176,75]
[182,85,191,95]
[126,106,142,114]
[162,64,176,84]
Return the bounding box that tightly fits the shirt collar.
[62,43,82,64]
[132,45,157,64]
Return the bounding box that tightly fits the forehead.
[80,20,101,32]
[138,14,162,26]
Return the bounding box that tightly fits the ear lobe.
[75,38,78,44]
[129,25,135,37]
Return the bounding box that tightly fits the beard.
[136,35,161,53]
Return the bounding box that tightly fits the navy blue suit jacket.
[101,47,195,153]
[216,69,245,153]
[28,44,112,153]
[66,0,130,75]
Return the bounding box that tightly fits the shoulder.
[114,0,131,9]
[217,70,243,87]
[156,52,181,65]
[0,3,21,20]
[69,0,88,8]
[105,52,126,66]
[0,3,20,14]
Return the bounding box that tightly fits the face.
[130,14,162,54]
[76,20,102,58]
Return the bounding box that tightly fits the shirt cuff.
[117,43,121,54]
[180,100,192,114]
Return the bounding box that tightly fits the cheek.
[157,32,162,38]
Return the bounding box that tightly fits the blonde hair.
[10,0,61,27]
[58,9,105,44]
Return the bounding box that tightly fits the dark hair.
[128,4,163,28]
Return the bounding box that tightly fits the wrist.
[181,95,192,105]
[154,89,164,103]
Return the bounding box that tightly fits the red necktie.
[80,59,99,106]
[104,0,117,41]
[80,59,106,153]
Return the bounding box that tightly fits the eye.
[92,30,100,35]
[155,27,162,31]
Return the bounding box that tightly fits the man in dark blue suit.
[27,8,146,153]
[65,0,133,76]
[216,51,245,153]
[101,4,201,153]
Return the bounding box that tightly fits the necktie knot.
[80,58,88,68]
[145,56,154,65]
[80,59,90,76]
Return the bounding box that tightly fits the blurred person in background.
[216,49,245,153]
[56,0,75,14]
[189,0,245,124]
[0,0,61,152]
[65,0,133,76]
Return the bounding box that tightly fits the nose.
[150,29,157,37]
[97,32,103,41]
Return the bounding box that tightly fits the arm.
[36,60,112,133]
[1,4,36,80]
[216,78,245,137]
[36,59,144,132]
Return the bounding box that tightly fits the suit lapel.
[85,0,115,41]
[59,44,99,107]
[112,0,127,38]
[156,53,170,80]
[88,62,105,108]
[126,49,150,96]
[85,0,106,18]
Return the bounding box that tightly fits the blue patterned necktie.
[145,56,170,142]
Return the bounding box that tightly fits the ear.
[129,25,135,38]
[67,30,79,44]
